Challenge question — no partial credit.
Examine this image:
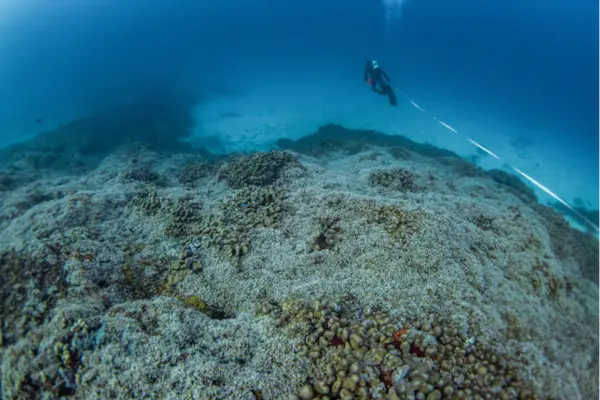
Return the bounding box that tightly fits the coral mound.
[0,125,597,400]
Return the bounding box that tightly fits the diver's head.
[365,59,379,70]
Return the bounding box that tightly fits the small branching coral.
[178,161,216,186]
[311,217,342,251]
[442,157,486,178]
[217,150,301,188]
[471,214,495,232]
[371,205,424,247]
[161,246,203,293]
[179,295,232,320]
[530,259,573,300]
[122,165,160,183]
[223,186,288,229]
[164,196,203,239]
[129,189,165,216]
[173,186,288,265]
[369,168,418,192]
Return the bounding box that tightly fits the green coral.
[180,295,231,320]
[217,150,300,188]
[182,295,208,312]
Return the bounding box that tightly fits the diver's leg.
[371,80,379,92]
[373,76,381,92]
[387,85,398,106]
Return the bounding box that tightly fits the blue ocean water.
[0,0,597,223]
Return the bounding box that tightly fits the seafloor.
[0,104,598,400]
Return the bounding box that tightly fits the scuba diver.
[364,59,397,106]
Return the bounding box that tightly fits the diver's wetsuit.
[364,60,391,93]
[364,60,397,106]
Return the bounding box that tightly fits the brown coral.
[217,150,301,188]
[369,168,418,192]
[178,161,215,185]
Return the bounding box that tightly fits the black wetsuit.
[364,61,391,94]
[364,60,397,106]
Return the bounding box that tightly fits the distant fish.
[35,117,43,124]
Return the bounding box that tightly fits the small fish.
[35,117,43,124]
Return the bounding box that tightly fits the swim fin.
[382,84,397,106]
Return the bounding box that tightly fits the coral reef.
[130,183,287,268]
[202,185,287,261]
[311,217,342,251]
[550,199,599,234]
[369,168,418,192]
[178,161,216,185]
[180,295,231,320]
[277,124,460,159]
[1,315,102,398]
[0,125,597,400]
[217,150,301,188]
[388,147,413,161]
[0,93,199,163]
[122,165,160,183]
[0,173,16,191]
[162,246,203,291]
[440,158,486,178]
[130,189,165,215]
[486,169,537,203]
[165,185,287,264]
[223,186,288,229]
[257,298,539,400]
[534,204,600,284]
[371,205,424,247]
[164,196,203,239]
[0,248,66,347]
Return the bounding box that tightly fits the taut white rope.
[394,87,599,233]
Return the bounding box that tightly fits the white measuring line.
[397,87,599,233]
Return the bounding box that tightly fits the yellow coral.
[182,295,208,312]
